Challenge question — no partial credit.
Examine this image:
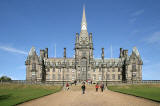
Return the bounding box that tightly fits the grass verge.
[108,84,160,102]
[0,83,62,106]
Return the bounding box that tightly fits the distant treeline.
[0,76,12,81]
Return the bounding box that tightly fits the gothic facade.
[25,7,143,83]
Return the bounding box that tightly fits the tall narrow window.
[67,68,69,72]
[47,74,50,79]
[93,74,96,80]
[118,68,121,72]
[112,74,115,80]
[58,69,61,73]
[107,74,110,80]
[98,74,102,80]
[133,73,136,77]
[52,74,55,80]
[66,74,69,80]
[32,63,36,70]
[58,74,61,80]
[132,64,136,71]
[118,74,121,80]
[32,72,35,76]
[112,68,115,72]
[88,74,91,79]
[93,68,96,72]
[53,68,55,72]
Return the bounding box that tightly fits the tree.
[0,76,12,82]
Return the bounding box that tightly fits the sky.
[0,0,160,80]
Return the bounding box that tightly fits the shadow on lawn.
[0,94,12,101]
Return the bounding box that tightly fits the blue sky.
[0,0,160,80]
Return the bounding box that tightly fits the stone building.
[25,7,143,83]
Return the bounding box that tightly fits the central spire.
[81,5,87,31]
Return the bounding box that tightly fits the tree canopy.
[0,76,12,81]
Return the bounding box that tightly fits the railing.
[1,80,160,85]
[106,80,160,85]
[0,80,71,85]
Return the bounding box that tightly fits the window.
[32,72,36,76]
[132,64,136,71]
[138,65,140,70]
[133,73,136,77]
[47,74,50,79]
[112,68,115,72]
[32,63,36,70]
[72,62,74,65]
[56,62,58,65]
[118,74,121,80]
[40,73,42,78]
[58,74,61,80]
[118,68,121,72]
[98,74,102,80]
[88,66,90,71]
[72,69,75,73]
[107,74,110,80]
[78,73,80,79]
[112,74,115,80]
[53,68,55,72]
[82,67,86,72]
[93,74,96,80]
[99,68,101,72]
[88,74,91,79]
[46,68,50,72]
[93,68,96,72]
[58,69,61,73]
[52,74,55,80]
[96,62,98,66]
[72,74,75,77]
[66,74,69,80]
[32,71,36,78]
[67,68,69,72]
[107,68,110,72]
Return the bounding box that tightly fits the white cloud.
[0,45,27,55]
[129,9,144,24]
[131,9,144,17]
[146,31,160,43]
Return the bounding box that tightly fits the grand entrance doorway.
[80,58,87,81]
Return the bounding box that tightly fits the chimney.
[40,50,45,58]
[120,48,123,58]
[123,50,128,58]
[64,48,66,58]
[126,50,128,57]
[45,48,48,58]
[101,48,104,60]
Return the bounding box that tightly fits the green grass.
[108,84,160,102]
[0,83,62,106]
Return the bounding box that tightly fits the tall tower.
[75,6,93,81]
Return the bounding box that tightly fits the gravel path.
[19,85,160,106]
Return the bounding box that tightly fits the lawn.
[108,84,160,102]
[0,83,62,106]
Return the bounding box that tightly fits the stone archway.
[80,57,87,81]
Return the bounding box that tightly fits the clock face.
[80,36,88,44]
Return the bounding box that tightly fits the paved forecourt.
[19,84,160,106]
